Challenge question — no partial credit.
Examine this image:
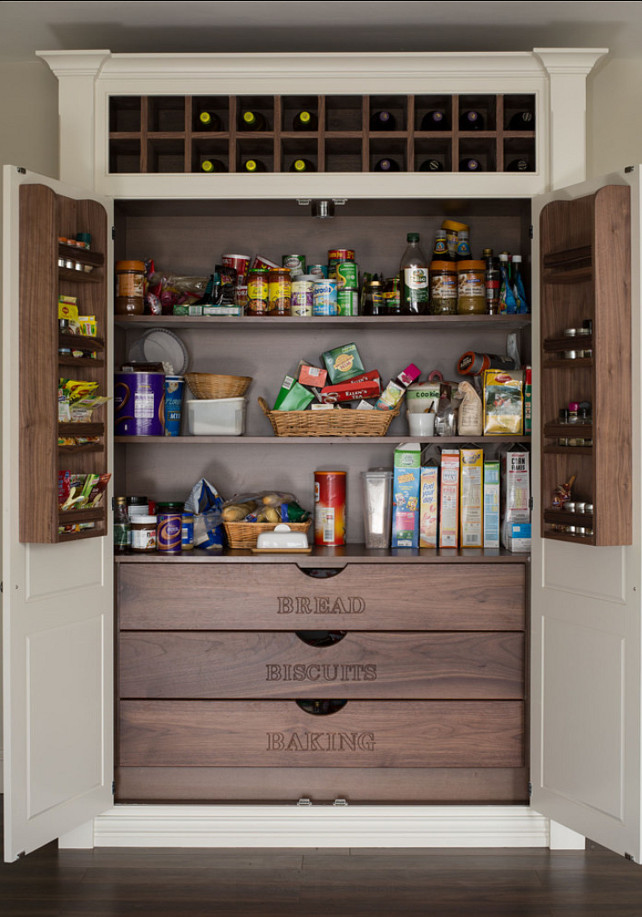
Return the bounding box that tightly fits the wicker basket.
[224,519,311,549]
[185,372,252,399]
[259,397,399,437]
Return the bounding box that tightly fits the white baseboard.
[0,747,3,794]
[89,805,550,849]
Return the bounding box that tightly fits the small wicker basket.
[259,397,399,437]
[224,519,311,549]
[186,373,252,399]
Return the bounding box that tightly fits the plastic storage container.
[185,397,246,435]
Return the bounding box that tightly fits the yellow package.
[483,369,523,434]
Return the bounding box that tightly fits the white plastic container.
[185,397,246,435]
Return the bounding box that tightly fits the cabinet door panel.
[119,699,524,768]
[118,563,525,631]
[119,631,524,700]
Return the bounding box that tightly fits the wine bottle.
[420,110,450,131]
[459,110,485,131]
[508,111,535,130]
[242,158,267,173]
[292,110,317,131]
[419,159,444,171]
[200,158,227,173]
[459,157,483,172]
[198,111,222,131]
[506,158,532,172]
[289,158,315,172]
[240,110,267,131]
[370,110,397,131]
[374,158,401,172]
[113,496,130,555]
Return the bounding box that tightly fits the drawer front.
[119,700,524,768]
[118,563,525,631]
[119,631,524,700]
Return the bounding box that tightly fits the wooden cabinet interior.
[108,93,536,174]
[539,185,631,546]
[19,184,109,543]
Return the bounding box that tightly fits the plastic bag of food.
[457,380,483,436]
[184,477,225,550]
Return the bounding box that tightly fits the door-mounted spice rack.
[108,93,537,175]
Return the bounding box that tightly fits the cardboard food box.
[439,449,460,548]
[392,442,422,548]
[298,362,328,388]
[319,370,382,404]
[501,447,531,552]
[460,447,483,548]
[321,342,366,384]
[483,459,501,549]
[419,463,439,548]
[273,375,315,411]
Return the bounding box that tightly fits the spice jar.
[115,260,145,315]
[130,515,157,552]
[457,260,486,314]
[429,261,457,314]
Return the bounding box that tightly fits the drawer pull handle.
[298,566,346,579]
[295,630,347,647]
[296,699,347,716]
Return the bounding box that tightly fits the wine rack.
[108,92,536,175]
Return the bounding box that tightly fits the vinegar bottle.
[399,232,429,315]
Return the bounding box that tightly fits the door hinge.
[528,782,532,797]
[112,780,115,795]
[17,167,26,175]
[296,797,312,807]
[625,166,635,174]
[625,852,635,861]
[529,224,533,239]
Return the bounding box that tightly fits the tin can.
[282,254,306,277]
[250,254,280,271]
[308,264,328,279]
[328,249,355,276]
[268,267,291,315]
[247,268,270,314]
[291,275,315,316]
[156,513,182,554]
[337,289,359,316]
[314,471,346,546]
[313,278,338,315]
[181,512,194,551]
[335,261,359,290]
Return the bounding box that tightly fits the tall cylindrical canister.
[314,471,347,546]
[313,278,338,315]
[156,513,183,554]
[114,372,165,436]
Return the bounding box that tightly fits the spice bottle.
[483,249,500,314]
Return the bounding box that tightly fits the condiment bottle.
[457,261,486,314]
[115,261,145,315]
[113,496,130,555]
[429,261,458,314]
[399,233,429,314]
[483,249,500,314]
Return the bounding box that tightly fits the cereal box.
[501,447,531,552]
[439,449,460,548]
[392,442,422,548]
[460,448,483,548]
[483,460,501,549]
[419,463,439,548]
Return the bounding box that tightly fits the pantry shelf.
[114,434,533,445]
[114,314,532,329]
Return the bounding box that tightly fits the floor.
[2,818,642,917]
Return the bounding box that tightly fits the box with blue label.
[392,442,422,548]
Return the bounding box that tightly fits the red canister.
[314,471,347,546]
[156,512,183,554]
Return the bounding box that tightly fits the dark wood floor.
[2,808,642,916]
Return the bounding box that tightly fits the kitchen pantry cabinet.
[6,49,640,862]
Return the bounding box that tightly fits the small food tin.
[313,278,338,315]
[156,513,183,554]
[282,254,306,277]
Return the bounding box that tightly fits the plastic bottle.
[400,232,429,314]
[511,254,529,313]
[498,253,517,314]
[113,497,130,555]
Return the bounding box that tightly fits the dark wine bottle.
[240,110,267,131]
[370,110,397,131]
[200,158,227,173]
[292,110,317,131]
[508,111,535,130]
[374,158,401,172]
[198,111,222,131]
[506,158,532,172]
[242,158,267,173]
[459,157,483,172]
[419,159,444,171]
[420,110,450,131]
[289,158,316,172]
[459,110,485,131]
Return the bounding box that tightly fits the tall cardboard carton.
[392,442,422,548]
[419,463,439,548]
[501,447,531,552]
[460,448,483,547]
[483,459,501,548]
[439,449,460,548]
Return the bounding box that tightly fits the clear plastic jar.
[457,260,486,314]
[429,261,457,314]
[115,261,145,315]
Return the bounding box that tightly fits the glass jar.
[130,515,157,552]
[115,260,145,315]
[429,261,457,314]
[457,260,486,314]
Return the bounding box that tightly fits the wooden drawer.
[119,631,524,700]
[119,700,524,768]
[118,563,525,631]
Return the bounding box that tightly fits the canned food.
[291,275,315,316]
[156,513,183,554]
[335,261,359,290]
[282,254,306,277]
[247,268,270,314]
[328,249,355,276]
[308,264,328,279]
[250,254,280,271]
[314,471,346,546]
[337,289,359,316]
[313,278,338,315]
[268,267,291,316]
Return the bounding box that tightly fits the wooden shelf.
[115,314,532,330]
[59,356,105,367]
[59,267,104,284]
[115,434,532,445]
[543,333,592,353]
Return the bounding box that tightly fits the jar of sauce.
[429,261,457,314]
[457,260,486,314]
[130,515,157,552]
[115,261,145,315]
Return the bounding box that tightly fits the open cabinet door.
[531,167,642,860]
[2,166,113,861]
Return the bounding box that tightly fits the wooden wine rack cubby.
[108,93,537,175]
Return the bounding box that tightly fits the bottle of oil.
[399,232,429,315]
